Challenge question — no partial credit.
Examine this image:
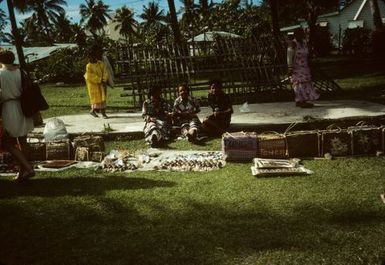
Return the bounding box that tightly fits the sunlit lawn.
[1,55,385,265]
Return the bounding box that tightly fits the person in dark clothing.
[202,80,233,136]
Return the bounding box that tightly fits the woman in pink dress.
[287,28,319,108]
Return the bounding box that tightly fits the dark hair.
[177,83,189,92]
[0,50,15,64]
[148,86,161,99]
[209,79,222,89]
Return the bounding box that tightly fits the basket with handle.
[221,131,257,161]
[321,124,352,156]
[257,131,288,158]
[347,122,382,155]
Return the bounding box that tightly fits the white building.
[280,0,385,47]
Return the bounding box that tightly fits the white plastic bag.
[43,117,68,142]
[239,102,251,113]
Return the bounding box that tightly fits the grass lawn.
[1,55,385,265]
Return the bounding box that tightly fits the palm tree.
[140,1,165,30]
[6,0,26,69]
[79,0,111,38]
[52,10,73,42]
[180,0,199,34]
[17,0,67,41]
[113,6,138,43]
[166,0,182,45]
[196,0,215,29]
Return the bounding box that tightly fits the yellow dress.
[84,61,109,109]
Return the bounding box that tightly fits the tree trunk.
[369,0,383,31]
[6,0,26,70]
[167,0,183,45]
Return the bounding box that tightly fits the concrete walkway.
[33,100,385,136]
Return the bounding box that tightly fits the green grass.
[40,84,138,118]
[2,55,385,264]
[1,142,385,264]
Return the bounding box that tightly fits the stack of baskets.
[221,123,384,161]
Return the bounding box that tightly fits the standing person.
[142,87,172,146]
[173,83,202,143]
[202,80,233,136]
[0,50,35,182]
[287,28,319,108]
[84,50,109,118]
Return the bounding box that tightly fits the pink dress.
[290,40,319,102]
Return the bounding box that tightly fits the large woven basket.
[321,127,351,156]
[221,132,257,161]
[348,124,382,155]
[286,130,321,158]
[46,139,72,160]
[257,132,288,158]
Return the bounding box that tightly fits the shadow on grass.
[0,176,175,198]
[1,194,385,265]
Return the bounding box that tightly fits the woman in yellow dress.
[84,50,109,118]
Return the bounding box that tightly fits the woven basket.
[73,135,104,152]
[347,124,382,155]
[257,132,288,158]
[46,139,72,160]
[28,142,46,161]
[75,147,89,161]
[90,151,105,162]
[286,130,320,158]
[321,127,351,156]
[221,132,257,161]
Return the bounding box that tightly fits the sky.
[0,0,262,32]
[0,0,188,26]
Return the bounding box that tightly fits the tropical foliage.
[79,0,111,38]
[0,0,383,81]
[113,6,138,43]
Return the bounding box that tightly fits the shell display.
[157,152,225,172]
[98,150,225,172]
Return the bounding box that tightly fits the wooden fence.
[114,36,340,108]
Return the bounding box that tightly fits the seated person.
[173,83,202,143]
[142,87,172,146]
[202,80,233,136]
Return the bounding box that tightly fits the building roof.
[0,43,77,64]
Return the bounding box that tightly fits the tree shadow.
[0,176,175,198]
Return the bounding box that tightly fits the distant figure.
[287,28,319,108]
[202,80,233,136]
[142,87,172,146]
[173,83,202,143]
[84,50,109,118]
[0,50,35,182]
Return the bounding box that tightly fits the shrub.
[314,25,333,56]
[342,28,371,55]
[32,47,87,84]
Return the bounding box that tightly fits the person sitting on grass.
[202,80,233,136]
[142,86,173,147]
[173,83,202,143]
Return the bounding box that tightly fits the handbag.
[20,70,49,117]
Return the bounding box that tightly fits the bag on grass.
[20,70,49,117]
